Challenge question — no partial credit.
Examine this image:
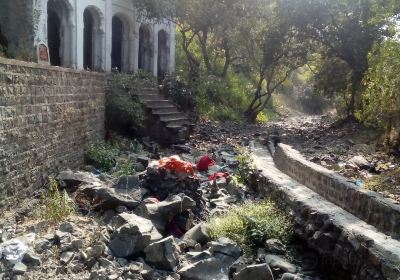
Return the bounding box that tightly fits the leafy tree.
[240,14,309,122]
[279,0,400,117]
[362,40,400,151]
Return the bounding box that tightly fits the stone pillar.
[152,24,158,77]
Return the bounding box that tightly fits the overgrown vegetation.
[362,40,400,150]
[208,201,293,254]
[85,142,119,172]
[35,178,76,224]
[112,70,158,89]
[234,147,258,184]
[106,72,151,131]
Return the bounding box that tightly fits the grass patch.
[208,200,293,254]
[35,178,76,224]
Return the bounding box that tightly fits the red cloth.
[158,156,196,176]
[197,155,215,171]
[208,172,230,181]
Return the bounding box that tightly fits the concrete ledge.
[0,57,105,76]
[252,145,400,280]
[273,144,400,240]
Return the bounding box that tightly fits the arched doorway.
[157,30,169,78]
[47,0,74,67]
[138,24,153,72]
[0,24,8,55]
[111,16,123,71]
[47,10,61,66]
[83,7,103,70]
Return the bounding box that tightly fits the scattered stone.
[78,183,145,210]
[12,262,27,275]
[265,254,297,274]
[233,263,274,280]
[281,273,304,280]
[265,239,286,255]
[209,237,241,266]
[144,236,180,270]
[178,257,229,280]
[137,194,196,230]
[57,170,102,191]
[182,223,211,245]
[348,156,371,170]
[109,213,162,257]
[22,250,41,267]
[60,251,74,265]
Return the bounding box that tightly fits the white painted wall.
[33,0,176,75]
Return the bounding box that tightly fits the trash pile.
[0,148,251,280]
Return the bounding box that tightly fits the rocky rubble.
[0,143,321,280]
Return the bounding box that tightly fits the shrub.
[163,76,196,112]
[114,160,137,176]
[234,147,258,184]
[106,91,145,130]
[36,178,76,224]
[111,71,158,89]
[208,201,293,254]
[85,142,119,172]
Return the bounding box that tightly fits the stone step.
[154,112,186,119]
[152,106,179,114]
[139,88,159,95]
[136,94,166,101]
[162,118,191,127]
[144,100,172,108]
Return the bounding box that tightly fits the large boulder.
[144,236,180,270]
[108,213,162,257]
[208,238,241,266]
[57,170,102,191]
[77,183,146,210]
[182,223,211,245]
[178,257,229,280]
[233,263,274,280]
[136,194,196,230]
[265,255,297,274]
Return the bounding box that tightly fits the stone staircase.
[132,88,192,144]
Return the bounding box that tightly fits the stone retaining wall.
[0,57,105,207]
[252,145,400,280]
[273,144,400,239]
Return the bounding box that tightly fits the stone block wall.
[0,57,105,208]
[273,144,400,239]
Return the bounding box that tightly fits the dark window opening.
[111,16,123,71]
[47,10,61,66]
[83,9,94,69]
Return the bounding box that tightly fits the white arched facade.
[33,0,175,75]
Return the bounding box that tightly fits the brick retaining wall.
[0,58,105,207]
[274,144,400,239]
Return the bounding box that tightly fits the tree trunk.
[348,70,363,118]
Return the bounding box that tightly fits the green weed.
[85,142,119,172]
[208,201,293,254]
[35,178,76,224]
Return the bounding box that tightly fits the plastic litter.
[0,233,35,264]
[197,155,215,171]
[208,172,230,181]
[158,156,196,176]
[355,179,363,188]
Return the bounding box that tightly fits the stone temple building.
[0,0,175,76]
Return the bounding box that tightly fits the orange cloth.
[158,156,196,176]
